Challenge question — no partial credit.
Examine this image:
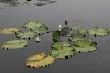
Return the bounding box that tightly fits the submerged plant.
[26,52,55,68]
[1,40,28,50]
[50,42,76,59]
[0,28,20,35]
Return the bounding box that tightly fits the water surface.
[0,0,110,73]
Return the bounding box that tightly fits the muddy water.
[0,0,110,73]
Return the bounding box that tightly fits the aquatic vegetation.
[72,27,87,34]
[0,20,109,68]
[16,31,37,40]
[61,27,71,36]
[35,37,41,42]
[72,39,97,53]
[23,21,44,30]
[58,25,62,31]
[50,42,76,59]
[1,40,28,50]
[38,26,48,34]
[0,28,20,35]
[26,52,55,68]
[87,27,109,36]
[52,30,62,42]
[68,29,87,42]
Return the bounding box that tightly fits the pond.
[0,0,110,73]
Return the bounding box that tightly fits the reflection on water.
[0,0,57,9]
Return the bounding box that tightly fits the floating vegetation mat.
[0,20,109,68]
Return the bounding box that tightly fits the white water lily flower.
[58,25,62,31]
[35,37,41,42]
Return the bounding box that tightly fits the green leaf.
[73,39,97,53]
[87,28,109,36]
[16,31,37,39]
[22,21,44,30]
[0,28,20,35]
[52,31,62,42]
[68,29,86,42]
[72,27,87,34]
[50,42,76,59]
[1,40,28,50]
[26,52,55,68]
[34,26,48,34]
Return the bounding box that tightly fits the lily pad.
[72,27,87,34]
[16,31,37,40]
[34,26,48,34]
[26,52,55,68]
[50,42,76,59]
[1,40,28,49]
[0,28,20,35]
[73,39,97,53]
[22,21,44,30]
[68,29,86,42]
[87,28,109,36]
[61,27,71,36]
[52,31,62,42]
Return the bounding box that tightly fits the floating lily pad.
[26,52,55,68]
[22,21,44,30]
[68,32,86,42]
[87,28,109,36]
[73,39,97,53]
[16,31,37,40]
[50,42,76,59]
[61,27,71,36]
[72,27,87,34]
[52,31,62,42]
[34,26,48,34]
[0,28,20,35]
[1,40,28,49]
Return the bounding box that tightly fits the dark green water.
[0,0,110,73]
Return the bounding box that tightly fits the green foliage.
[16,31,37,39]
[50,42,76,59]
[87,28,109,36]
[68,31,86,42]
[72,27,87,34]
[1,40,28,49]
[73,39,97,53]
[22,21,44,30]
[34,26,48,34]
[0,28,20,35]
[52,31,62,42]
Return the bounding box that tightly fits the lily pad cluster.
[0,21,109,68]
[0,21,49,50]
